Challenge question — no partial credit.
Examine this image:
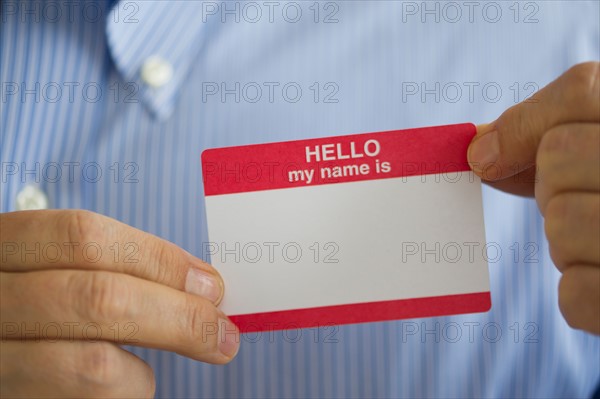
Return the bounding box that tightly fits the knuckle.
[538,126,571,155]
[179,297,217,349]
[498,105,540,159]
[544,194,571,266]
[62,210,105,248]
[544,194,568,235]
[77,343,155,399]
[544,194,567,239]
[150,243,184,285]
[70,272,130,322]
[77,342,121,388]
[538,124,594,158]
[535,132,569,198]
[535,153,557,191]
[563,62,600,106]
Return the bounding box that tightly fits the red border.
[230,292,491,333]
[202,123,476,196]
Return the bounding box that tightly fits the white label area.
[205,171,489,315]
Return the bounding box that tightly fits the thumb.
[467,62,600,182]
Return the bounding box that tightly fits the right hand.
[0,210,240,398]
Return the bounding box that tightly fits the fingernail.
[468,130,500,173]
[185,268,223,304]
[218,317,240,358]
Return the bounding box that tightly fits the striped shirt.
[2,1,600,397]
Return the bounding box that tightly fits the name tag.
[202,123,491,332]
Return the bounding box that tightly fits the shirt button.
[15,185,49,211]
[140,56,173,88]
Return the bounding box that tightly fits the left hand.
[467,62,600,335]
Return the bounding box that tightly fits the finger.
[475,123,536,196]
[558,265,600,335]
[535,123,600,214]
[481,166,537,197]
[0,210,224,304]
[0,341,155,398]
[544,192,600,271]
[0,270,240,364]
[468,62,600,181]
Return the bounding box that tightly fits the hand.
[467,62,600,335]
[0,210,240,398]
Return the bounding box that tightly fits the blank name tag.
[202,123,491,332]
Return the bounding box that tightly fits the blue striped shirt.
[2,1,600,397]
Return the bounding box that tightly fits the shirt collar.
[106,1,206,120]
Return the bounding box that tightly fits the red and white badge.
[202,124,491,332]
